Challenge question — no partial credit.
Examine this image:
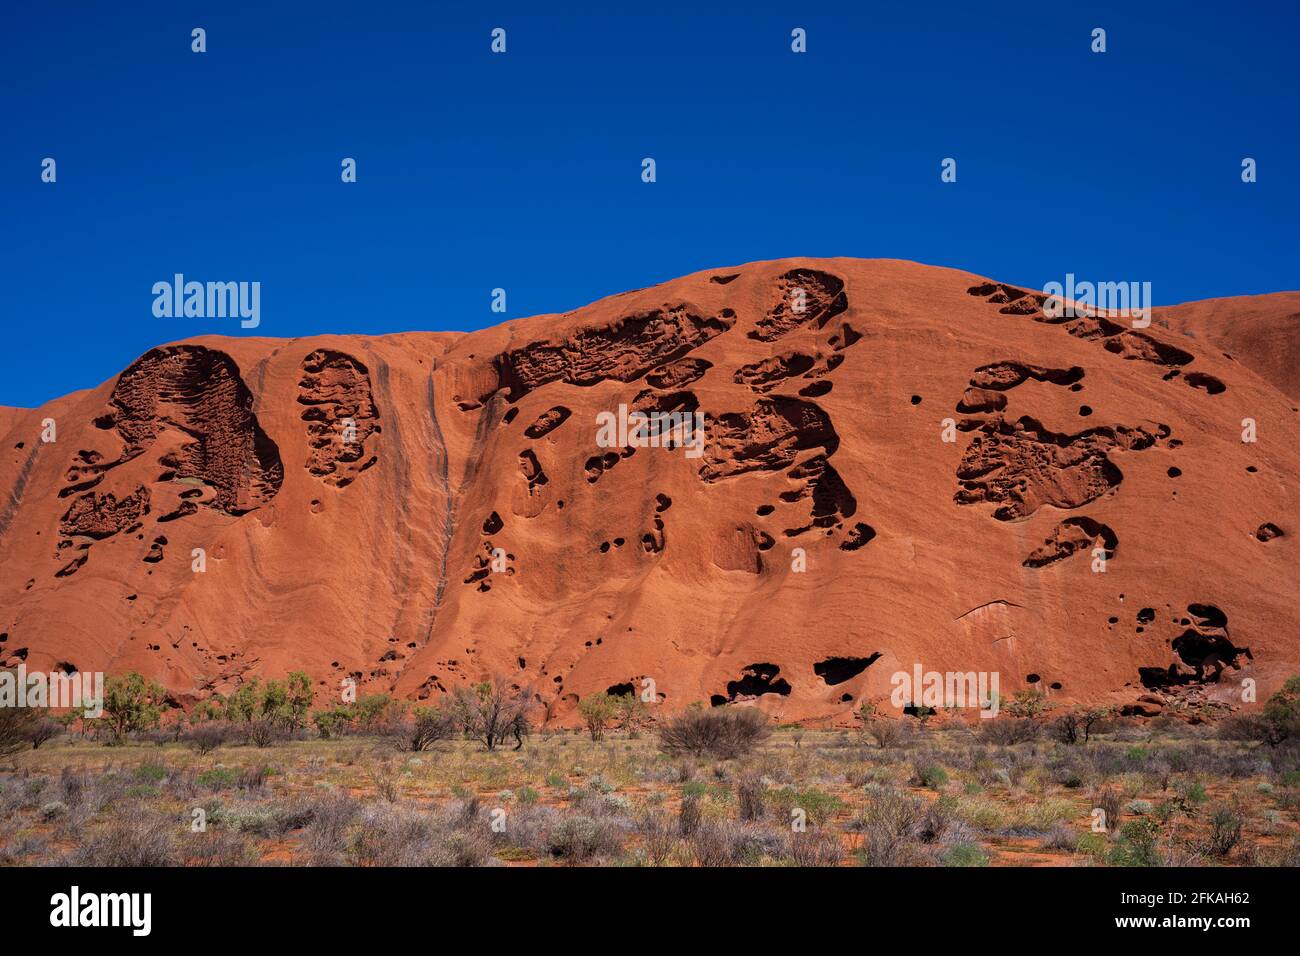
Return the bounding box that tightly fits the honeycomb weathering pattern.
[105,345,283,514]
[699,397,840,481]
[493,305,733,401]
[0,258,1296,724]
[954,416,1168,521]
[59,485,151,540]
[749,268,848,341]
[298,349,381,487]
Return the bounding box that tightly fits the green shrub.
[914,763,949,790]
[197,767,238,791]
[1180,781,1209,804]
[942,842,989,867]
[1108,819,1160,866]
[1075,831,1108,860]
[1206,804,1243,857]
[766,787,843,826]
[577,693,618,742]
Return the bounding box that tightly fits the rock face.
[1,258,1296,723]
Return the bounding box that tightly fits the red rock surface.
[1,259,1296,723]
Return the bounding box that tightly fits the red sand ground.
[1,258,1296,724]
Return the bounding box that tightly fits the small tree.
[285,671,314,732]
[1080,705,1114,742]
[312,706,354,739]
[354,694,400,733]
[1004,689,1050,720]
[1261,675,1300,747]
[578,693,618,742]
[101,672,167,742]
[185,721,229,754]
[224,679,261,724]
[260,680,290,724]
[858,701,903,749]
[404,704,458,751]
[453,678,531,751]
[190,695,226,724]
[247,717,282,748]
[615,694,650,738]
[0,669,38,758]
[27,717,62,750]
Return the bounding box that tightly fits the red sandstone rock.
[0,259,1295,723]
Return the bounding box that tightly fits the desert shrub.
[547,814,626,862]
[1003,689,1051,719]
[1216,677,1300,747]
[1049,757,1086,789]
[254,672,313,733]
[1039,821,1078,851]
[0,831,48,864]
[1126,799,1153,816]
[134,762,168,783]
[657,707,772,759]
[941,842,988,866]
[766,786,842,826]
[238,765,271,791]
[347,804,440,866]
[913,762,949,790]
[953,795,1009,831]
[983,717,1044,746]
[486,803,559,860]
[678,791,702,837]
[863,717,906,749]
[213,803,292,837]
[786,828,845,866]
[1016,798,1076,832]
[737,774,766,821]
[1206,804,1243,857]
[187,828,257,866]
[690,820,785,866]
[81,771,130,813]
[40,800,67,821]
[185,721,229,754]
[1092,788,1123,832]
[58,767,88,807]
[302,791,362,860]
[638,810,677,866]
[197,767,238,791]
[1052,706,1114,745]
[1108,818,1160,867]
[74,809,178,866]
[1179,780,1209,804]
[440,830,494,867]
[852,788,925,866]
[1075,831,1108,861]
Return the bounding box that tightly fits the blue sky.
[2,1,1296,408]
